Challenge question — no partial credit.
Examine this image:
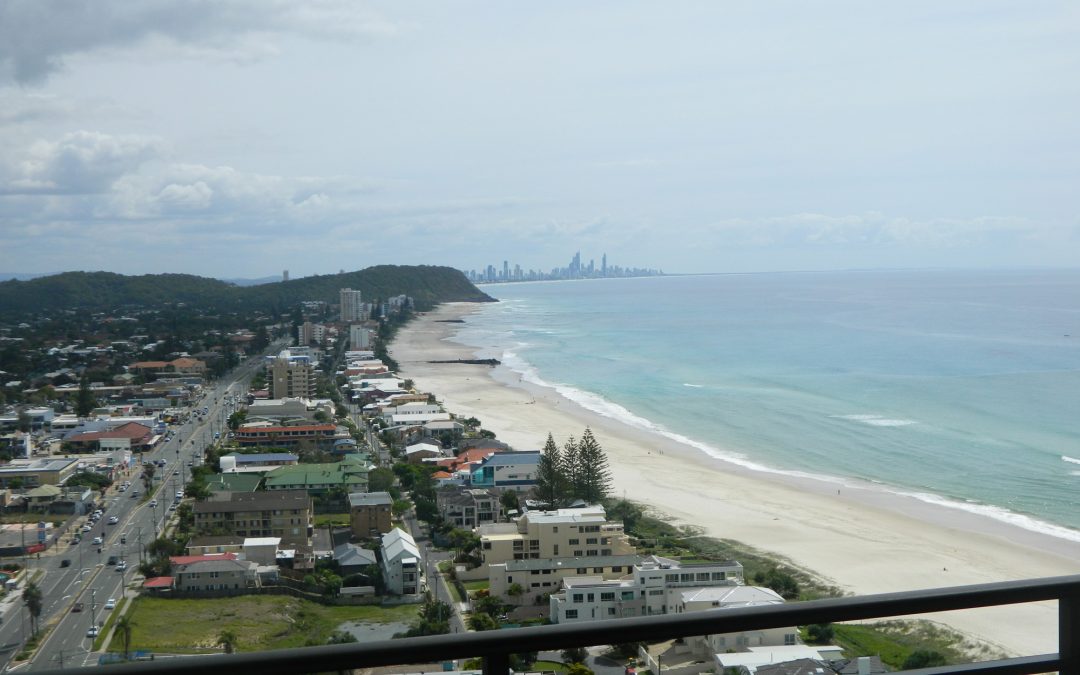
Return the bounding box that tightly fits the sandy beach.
[390,303,1080,657]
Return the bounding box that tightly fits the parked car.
[86,626,99,638]
[107,516,119,525]
[92,536,103,545]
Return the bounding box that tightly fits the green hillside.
[0,265,493,317]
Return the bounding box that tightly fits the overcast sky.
[1,1,1078,278]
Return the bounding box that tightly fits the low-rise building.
[0,457,81,488]
[234,423,337,449]
[349,491,393,538]
[549,556,746,622]
[173,557,259,593]
[469,450,540,492]
[263,456,371,494]
[478,505,634,567]
[193,490,312,547]
[381,527,422,597]
[436,486,498,530]
[489,554,644,606]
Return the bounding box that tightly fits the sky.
[1,1,1078,279]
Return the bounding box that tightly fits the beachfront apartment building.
[469,450,541,492]
[381,402,451,427]
[478,505,635,568]
[549,556,746,621]
[490,553,645,606]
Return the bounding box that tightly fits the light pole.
[90,589,97,629]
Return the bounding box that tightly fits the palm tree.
[22,582,43,636]
[218,629,238,654]
[115,615,134,660]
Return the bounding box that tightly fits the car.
[149,499,158,507]
[92,536,103,545]
[60,559,71,568]
[116,561,127,572]
[81,524,92,533]
[107,555,118,565]
[175,491,183,499]
[107,516,119,525]
[104,598,116,610]
[120,535,127,544]
[130,490,139,498]
[168,504,177,512]
[86,626,99,638]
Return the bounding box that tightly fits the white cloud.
[1,130,163,195]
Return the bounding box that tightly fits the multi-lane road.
[0,358,261,672]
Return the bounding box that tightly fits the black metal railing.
[32,574,1080,675]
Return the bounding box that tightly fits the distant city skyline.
[1,3,1078,277]
[465,251,662,284]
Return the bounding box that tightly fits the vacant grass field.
[124,596,420,653]
[314,513,350,528]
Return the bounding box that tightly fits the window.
[621,591,635,600]
[608,607,616,615]
[785,634,797,645]
[553,545,559,555]
[587,593,594,602]
[600,592,615,601]
[569,538,580,545]
[586,538,597,545]
[649,589,663,596]
[573,594,584,603]
[577,568,587,574]
[565,610,578,619]
[574,551,583,557]
[712,572,726,580]
[666,574,678,582]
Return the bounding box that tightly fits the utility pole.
[91,589,97,629]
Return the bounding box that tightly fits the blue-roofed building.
[470,450,540,492]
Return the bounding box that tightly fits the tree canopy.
[532,428,612,507]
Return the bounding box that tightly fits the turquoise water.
[452,269,1080,539]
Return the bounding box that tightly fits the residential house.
[405,441,444,464]
[435,486,498,530]
[349,491,393,538]
[334,542,377,576]
[381,527,422,597]
[173,558,259,593]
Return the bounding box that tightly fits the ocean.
[450,269,1080,541]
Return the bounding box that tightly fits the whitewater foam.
[1063,455,1080,466]
[497,347,1080,544]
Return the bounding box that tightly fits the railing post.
[483,652,509,675]
[1062,587,1080,675]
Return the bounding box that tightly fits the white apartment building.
[549,555,745,621]
[349,324,374,350]
[382,402,451,427]
[478,505,635,568]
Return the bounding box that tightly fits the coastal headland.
[390,302,1080,657]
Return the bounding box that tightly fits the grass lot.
[124,596,420,653]
[314,513,350,528]
[532,661,569,672]
[463,580,489,593]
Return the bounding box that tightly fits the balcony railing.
[31,574,1080,675]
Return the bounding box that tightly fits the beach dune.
[391,303,1080,657]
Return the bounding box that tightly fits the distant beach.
[392,301,1080,657]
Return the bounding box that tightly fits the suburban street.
[0,356,262,672]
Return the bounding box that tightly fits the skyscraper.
[340,288,364,322]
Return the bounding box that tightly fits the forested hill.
[0,265,494,317]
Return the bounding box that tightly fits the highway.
[0,356,262,672]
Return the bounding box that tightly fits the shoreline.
[390,303,1080,656]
